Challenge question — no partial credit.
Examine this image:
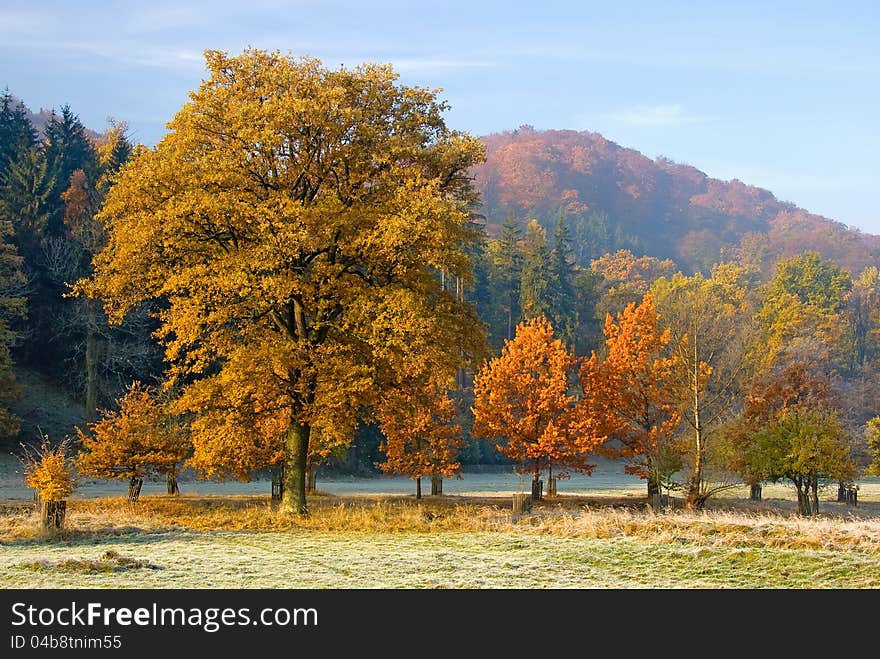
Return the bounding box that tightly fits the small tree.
[738,410,855,516]
[579,292,683,506]
[77,382,189,501]
[725,362,856,515]
[22,434,77,532]
[377,376,463,499]
[651,264,759,509]
[473,316,604,499]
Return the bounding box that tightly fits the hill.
[473,126,880,275]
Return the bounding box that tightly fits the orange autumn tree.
[77,382,190,500]
[579,292,683,502]
[472,315,605,497]
[377,375,463,499]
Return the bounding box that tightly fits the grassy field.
[2,493,879,588]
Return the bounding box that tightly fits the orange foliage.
[472,315,605,479]
[578,292,682,486]
[77,382,189,481]
[473,128,880,274]
[591,249,677,293]
[377,376,463,481]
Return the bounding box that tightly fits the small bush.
[21,435,77,502]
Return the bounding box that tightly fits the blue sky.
[2,0,878,232]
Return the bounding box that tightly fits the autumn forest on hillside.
[1,48,880,573]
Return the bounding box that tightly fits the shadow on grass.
[0,527,206,549]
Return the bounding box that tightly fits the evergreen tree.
[519,219,556,321]
[43,105,97,236]
[550,213,577,346]
[0,91,37,175]
[0,219,26,438]
[488,213,523,345]
[0,147,56,260]
[569,209,611,266]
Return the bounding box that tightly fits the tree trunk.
[271,465,283,501]
[686,347,703,511]
[750,483,762,501]
[41,500,66,533]
[166,469,179,496]
[647,475,660,499]
[282,421,310,514]
[531,463,543,501]
[795,481,811,516]
[546,462,556,497]
[127,477,143,503]
[810,478,820,517]
[306,464,317,493]
[431,475,442,496]
[416,476,422,500]
[84,318,98,424]
[837,481,847,503]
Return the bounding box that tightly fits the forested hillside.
[474,126,880,276]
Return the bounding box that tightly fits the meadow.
[2,485,879,589]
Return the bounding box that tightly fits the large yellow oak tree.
[75,49,486,513]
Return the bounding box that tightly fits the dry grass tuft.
[506,507,880,552]
[2,493,879,553]
[17,550,160,574]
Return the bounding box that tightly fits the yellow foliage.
[23,436,77,502]
[74,48,486,510]
[77,382,188,481]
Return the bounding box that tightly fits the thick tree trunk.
[750,483,762,501]
[837,481,847,503]
[166,469,179,496]
[416,476,422,500]
[810,478,820,516]
[647,475,660,499]
[431,475,442,496]
[41,500,66,533]
[282,421,310,514]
